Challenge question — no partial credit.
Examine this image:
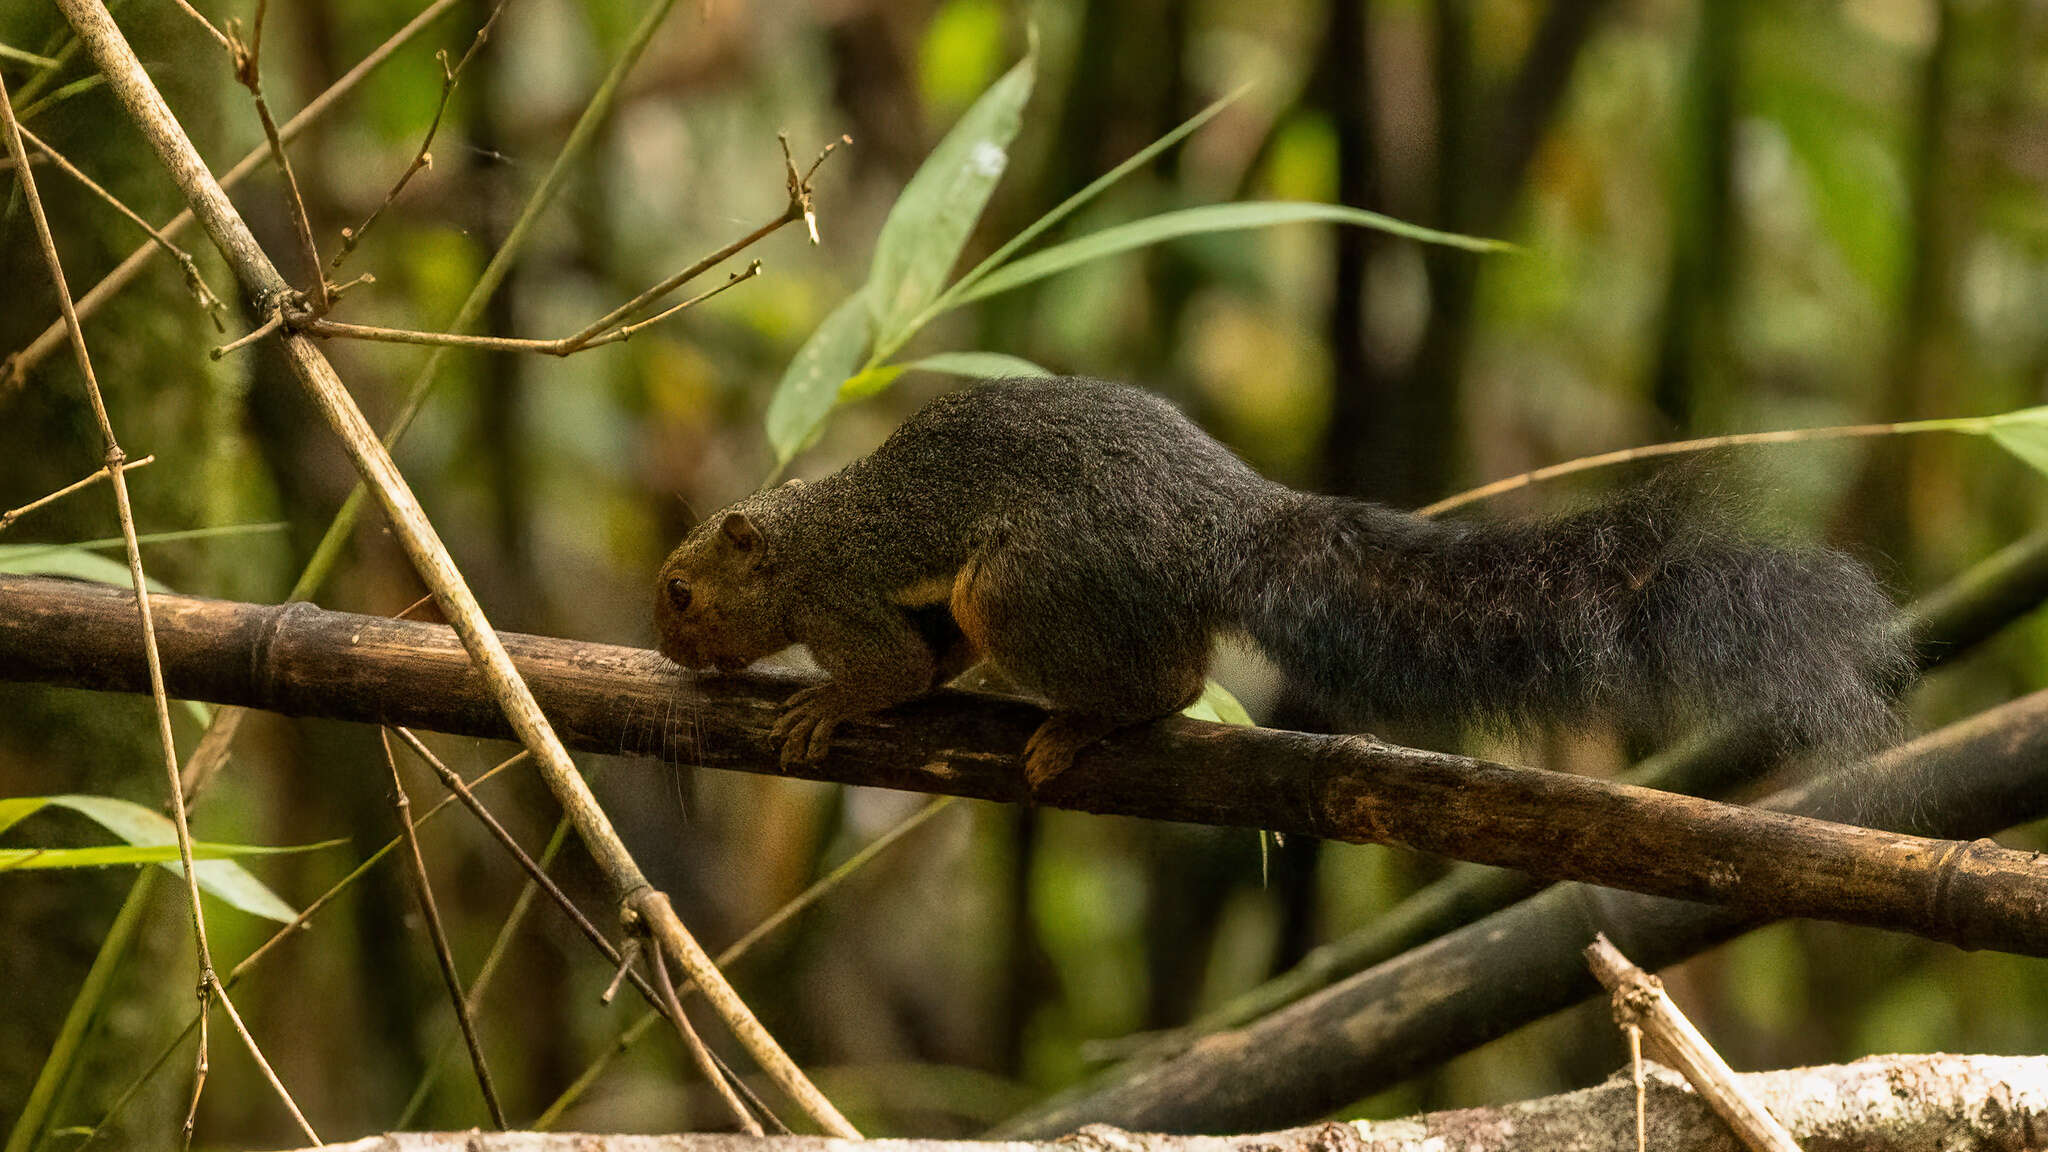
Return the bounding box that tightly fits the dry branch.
[48,0,853,1134]
[1586,936,1798,1152]
[6,572,2048,958]
[0,454,153,532]
[0,66,323,1147]
[13,124,226,326]
[997,687,2048,1135]
[282,1054,2048,1152]
[3,0,468,387]
[380,730,507,1129]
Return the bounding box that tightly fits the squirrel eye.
[665,578,692,611]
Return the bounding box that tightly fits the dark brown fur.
[655,378,1908,784]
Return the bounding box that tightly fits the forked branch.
[330,0,509,271]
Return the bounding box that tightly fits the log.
[284,1054,2048,1152]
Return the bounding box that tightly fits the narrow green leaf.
[838,365,907,403]
[897,351,1053,381]
[865,44,1037,343]
[764,293,875,465]
[9,795,319,921]
[0,521,289,561]
[943,84,1248,307]
[0,840,342,870]
[0,797,47,837]
[951,202,1513,308]
[1985,406,2048,477]
[0,545,174,593]
[1183,679,1255,727]
[838,352,1051,406]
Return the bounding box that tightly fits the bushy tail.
[1232,484,1910,753]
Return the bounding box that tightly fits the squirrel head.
[653,508,792,673]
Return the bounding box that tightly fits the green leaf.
[764,293,875,465]
[1985,407,2048,477]
[2,795,324,921]
[952,202,1513,308]
[865,42,1036,344]
[838,365,907,403]
[3,521,289,559]
[897,351,1053,381]
[838,352,1051,403]
[1182,679,1255,726]
[0,523,288,595]
[943,85,1247,307]
[0,797,42,837]
[0,840,341,870]
[0,545,173,594]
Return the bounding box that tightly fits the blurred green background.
[4,0,2048,1146]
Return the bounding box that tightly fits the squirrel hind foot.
[1023,713,1126,793]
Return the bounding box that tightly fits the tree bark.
[283,1054,2048,1152]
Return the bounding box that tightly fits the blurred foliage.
[4,0,2048,1147]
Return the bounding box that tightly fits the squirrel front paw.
[769,684,861,769]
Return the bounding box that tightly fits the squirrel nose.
[655,635,696,669]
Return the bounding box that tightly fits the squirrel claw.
[769,685,852,769]
[1023,713,1120,793]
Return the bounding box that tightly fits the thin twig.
[6,0,468,387]
[1628,1024,1646,1152]
[210,987,319,1146]
[0,453,153,532]
[209,310,284,360]
[390,729,639,996]
[228,3,330,315]
[0,68,239,1148]
[534,797,954,1129]
[553,133,845,352]
[648,935,763,1134]
[181,998,208,1150]
[331,0,508,271]
[1417,422,1928,516]
[395,813,579,1129]
[1587,935,1801,1152]
[388,728,769,1134]
[11,35,81,106]
[80,752,532,1151]
[0,42,63,70]
[292,263,761,356]
[604,264,761,341]
[379,729,507,1129]
[16,124,226,328]
[602,938,641,1004]
[14,75,105,123]
[776,131,847,245]
[167,0,233,51]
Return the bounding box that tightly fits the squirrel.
[654,377,1909,788]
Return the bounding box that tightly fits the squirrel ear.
[782,477,805,489]
[721,512,764,556]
